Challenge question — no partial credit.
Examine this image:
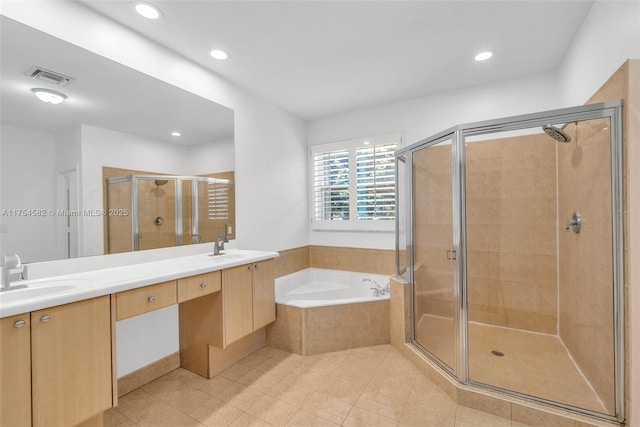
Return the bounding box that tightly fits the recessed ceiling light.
[171,131,181,137]
[363,141,371,145]
[474,51,493,62]
[210,49,228,60]
[134,2,162,20]
[31,88,67,104]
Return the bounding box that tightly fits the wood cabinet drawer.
[177,271,221,303]
[116,281,177,320]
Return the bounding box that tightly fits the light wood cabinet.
[0,297,113,427]
[222,259,275,347]
[252,260,276,330]
[31,296,112,427]
[116,280,177,320]
[0,314,31,427]
[222,264,254,346]
[178,271,221,303]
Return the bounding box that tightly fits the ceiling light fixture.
[171,131,181,137]
[474,51,493,62]
[31,88,67,104]
[210,49,228,60]
[134,2,162,20]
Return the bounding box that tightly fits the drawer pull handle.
[40,315,50,323]
[14,320,26,328]
[200,283,207,288]
[148,296,156,302]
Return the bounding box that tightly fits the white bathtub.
[275,268,390,308]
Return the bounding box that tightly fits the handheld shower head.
[154,179,169,186]
[542,124,571,143]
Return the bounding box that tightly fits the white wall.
[559,1,640,106]
[0,125,57,262]
[188,138,235,175]
[307,71,563,249]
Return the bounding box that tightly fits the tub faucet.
[363,278,389,297]
[212,235,229,256]
[2,254,25,292]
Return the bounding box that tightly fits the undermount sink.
[0,279,89,303]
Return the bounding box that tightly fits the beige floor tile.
[104,408,137,427]
[229,412,275,427]
[200,375,237,397]
[285,409,340,426]
[454,406,511,427]
[142,376,212,414]
[240,353,272,368]
[398,404,455,427]
[168,367,211,389]
[302,391,354,425]
[310,348,353,364]
[238,368,286,393]
[218,382,267,411]
[221,363,255,381]
[190,396,245,427]
[268,379,318,408]
[342,406,398,427]
[247,394,299,426]
[117,389,204,427]
[316,376,368,405]
[355,392,407,421]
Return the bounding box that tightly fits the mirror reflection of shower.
[105,171,235,254]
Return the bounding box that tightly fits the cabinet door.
[222,264,254,346]
[0,314,31,426]
[252,260,276,329]
[31,296,112,427]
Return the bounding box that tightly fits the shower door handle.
[447,249,457,260]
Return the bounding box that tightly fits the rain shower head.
[542,124,571,143]
[154,179,168,186]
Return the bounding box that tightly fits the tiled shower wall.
[412,137,558,334]
[465,135,558,334]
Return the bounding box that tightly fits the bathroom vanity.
[0,249,277,427]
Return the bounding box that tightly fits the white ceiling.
[0,16,234,145]
[80,0,594,120]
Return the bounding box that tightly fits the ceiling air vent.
[25,66,74,86]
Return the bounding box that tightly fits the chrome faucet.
[2,254,25,292]
[363,278,390,297]
[212,235,229,256]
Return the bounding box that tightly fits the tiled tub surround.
[266,269,390,355]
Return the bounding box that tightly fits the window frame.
[310,132,402,232]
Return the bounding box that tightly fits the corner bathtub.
[265,268,391,355]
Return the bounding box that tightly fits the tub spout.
[363,278,389,297]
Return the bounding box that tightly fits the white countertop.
[0,249,278,318]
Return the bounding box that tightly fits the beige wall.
[557,118,615,414]
[466,135,558,334]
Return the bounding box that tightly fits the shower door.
[411,134,459,372]
[464,117,619,417]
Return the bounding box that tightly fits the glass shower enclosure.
[395,101,624,423]
[105,175,233,253]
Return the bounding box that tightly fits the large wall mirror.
[0,17,235,263]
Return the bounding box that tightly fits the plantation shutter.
[313,149,350,221]
[355,143,396,220]
[207,181,229,220]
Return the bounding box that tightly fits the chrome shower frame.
[395,101,625,424]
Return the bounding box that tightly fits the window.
[311,133,400,231]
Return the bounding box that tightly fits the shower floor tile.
[415,315,608,414]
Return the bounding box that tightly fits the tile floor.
[415,315,608,414]
[105,344,529,426]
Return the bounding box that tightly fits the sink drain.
[491,350,505,357]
